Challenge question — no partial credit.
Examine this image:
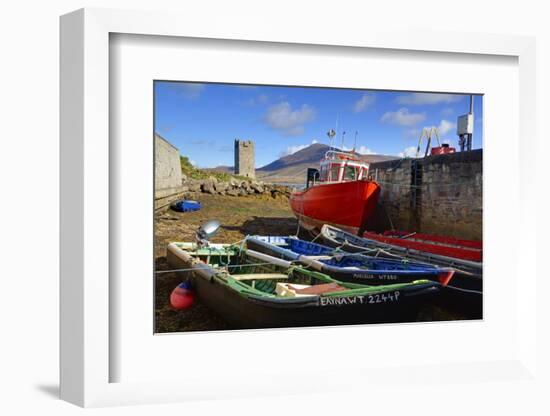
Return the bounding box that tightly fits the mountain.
[257,143,398,184]
[258,143,328,172]
[203,165,234,174]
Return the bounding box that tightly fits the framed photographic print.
[60,7,540,409]
[153,81,484,334]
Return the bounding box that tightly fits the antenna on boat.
[340,130,346,151]
[353,131,358,153]
[327,128,336,150]
[327,114,339,150]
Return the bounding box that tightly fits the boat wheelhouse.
[290,148,381,235]
[317,150,371,184]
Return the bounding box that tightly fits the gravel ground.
[154,192,477,333]
[154,192,298,333]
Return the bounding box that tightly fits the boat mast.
[327,114,339,150]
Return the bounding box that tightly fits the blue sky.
[154,81,483,168]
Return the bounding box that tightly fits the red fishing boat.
[289,149,380,235]
[363,230,483,262]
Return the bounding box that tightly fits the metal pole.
[471,95,474,150]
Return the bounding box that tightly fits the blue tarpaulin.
[171,200,202,212]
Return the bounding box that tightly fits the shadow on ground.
[35,384,59,399]
[221,216,297,237]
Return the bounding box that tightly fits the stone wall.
[153,135,289,212]
[368,149,482,240]
[155,134,184,210]
[181,176,290,199]
[234,139,255,178]
[155,134,182,191]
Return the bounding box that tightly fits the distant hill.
[257,143,398,184]
[259,143,329,172]
[197,144,399,184]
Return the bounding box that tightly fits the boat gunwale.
[246,235,452,274]
[167,242,440,307]
[320,224,483,271]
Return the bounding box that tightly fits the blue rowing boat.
[245,236,455,286]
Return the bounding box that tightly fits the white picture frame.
[60,7,541,408]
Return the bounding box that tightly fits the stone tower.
[234,139,255,178]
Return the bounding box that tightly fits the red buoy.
[170,282,195,310]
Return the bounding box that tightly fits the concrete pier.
[368,149,482,240]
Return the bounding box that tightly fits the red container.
[431,145,456,155]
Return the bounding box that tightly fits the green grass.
[180,156,251,182]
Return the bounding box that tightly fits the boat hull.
[313,227,483,319]
[245,236,454,286]
[382,230,482,250]
[191,273,439,329]
[289,180,380,235]
[167,243,440,329]
[320,225,483,283]
[363,231,483,262]
[429,286,483,320]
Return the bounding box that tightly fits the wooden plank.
[232,273,288,281]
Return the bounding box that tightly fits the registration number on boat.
[353,273,399,281]
[319,291,400,306]
[367,291,400,304]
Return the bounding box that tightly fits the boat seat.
[231,273,288,281]
[275,283,316,298]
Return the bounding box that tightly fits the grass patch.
[180,156,251,183]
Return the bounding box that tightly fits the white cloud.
[169,83,205,99]
[404,128,421,138]
[280,139,319,157]
[353,93,376,113]
[441,107,454,116]
[281,144,308,156]
[257,94,269,104]
[404,120,454,138]
[246,94,269,106]
[264,102,316,136]
[420,120,456,136]
[340,144,376,155]
[396,93,462,105]
[398,146,419,158]
[381,108,426,126]
[437,119,455,135]
[356,145,376,155]
[189,160,197,166]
